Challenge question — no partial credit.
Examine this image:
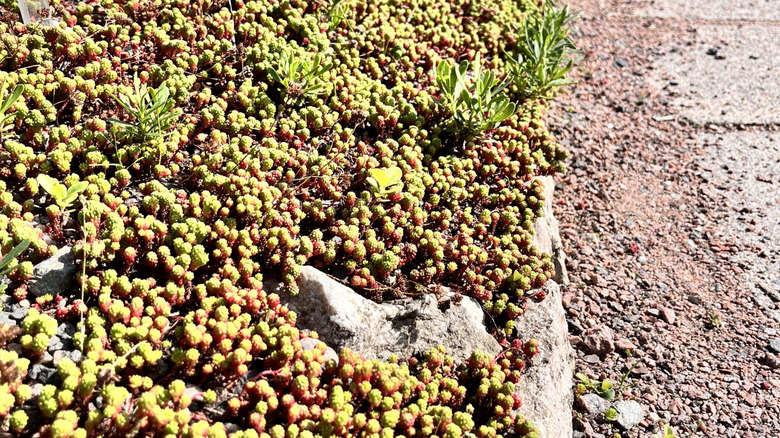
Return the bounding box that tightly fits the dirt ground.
[550,0,780,436]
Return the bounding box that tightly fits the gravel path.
[552,0,780,436]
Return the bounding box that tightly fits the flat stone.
[0,312,15,327]
[28,364,57,383]
[265,266,501,364]
[769,339,780,354]
[47,335,64,352]
[52,349,83,366]
[10,306,28,320]
[582,326,615,356]
[613,400,644,430]
[29,245,77,297]
[659,307,676,325]
[513,281,574,438]
[634,0,780,21]
[648,25,780,125]
[615,338,637,354]
[299,337,339,364]
[533,176,570,286]
[577,393,610,417]
[57,322,76,340]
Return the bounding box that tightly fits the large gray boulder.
[514,280,575,438]
[29,245,76,298]
[264,266,501,364]
[533,176,570,286]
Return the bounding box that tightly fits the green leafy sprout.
[366,166,404,199]
[0,239,31,295]
[326,0,350,31]
[576,361,640,402]
[108,76,182,143]
[37,174,88,211]
[435,52,516,135]
[0,82,23,142]
[268,50,334,106]
[505,1,581,99]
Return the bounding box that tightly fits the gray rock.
[299,337,339,364]
[29,245,76,297]
[52,349,83,366]
[768,339,780,354]
[659,307,676,325]
[0,312,15,327]
[28,364,57,383]
[39,352,54,366]
[265,266,501,365]
[582,326,615,356]
[513,281,575,438]
[615,338,637,354]
[10,306,28,320]
[765,352,780,370]
[47,335,64,352]
[613,400,644,430]
[533,176,570,286]
[577,393,610,417]
[57,322,76,339]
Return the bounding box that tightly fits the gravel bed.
[552,1,780,436]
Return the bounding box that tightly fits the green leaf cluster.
[435,53,516,135]
[506,1,581,99]
[108,76,182,143]
[576,373,616,401]
[268,51,334,106]
[0,239,30,294]
[366,166,403,198]
[0,82,23,141]
[37,174,88,211]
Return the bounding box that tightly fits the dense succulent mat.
[0,0,574,436]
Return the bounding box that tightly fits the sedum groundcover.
[0,0,577,436]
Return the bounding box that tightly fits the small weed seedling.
[366,166,404,200]
[268,50,333,106]
[36,175,88,212]
[435,53,516,135]
[576,361,640,401]
[108,76,182,143]
[506,1,581,99]
[0,82,23,142]
[657,425,678,438]
[0,239,31,295]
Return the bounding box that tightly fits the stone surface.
[28,364,57,383]
[634,0,780,21]
[613,400,644,430]
[514,281,574,438]
[52,349,83,366]
[299,337,339,364]
[659,307,676,325]
[577,393,610,417]
[533,176,570,286]
[29,245,76,297]
[647,25,780,125]
[582,326,615,356]
[264,266,501,364]
[697,132,780,322]
[615,338,636,353]
[769,339,780,354]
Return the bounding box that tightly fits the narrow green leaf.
[66,181,89,197]
[0,85,23,114]
[0,239,30,272]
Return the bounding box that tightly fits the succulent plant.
[0,0,574,435]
